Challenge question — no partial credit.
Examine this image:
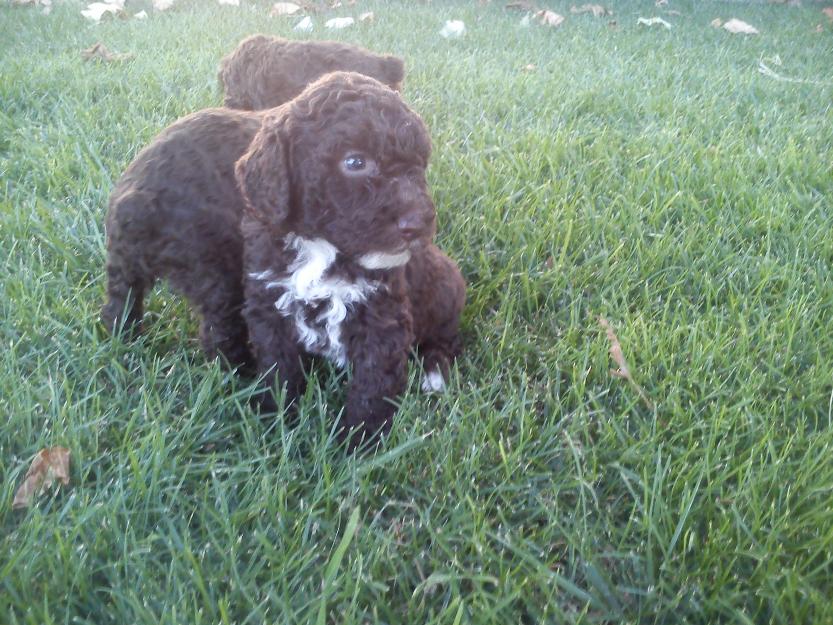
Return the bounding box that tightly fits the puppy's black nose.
[398,213,430,240]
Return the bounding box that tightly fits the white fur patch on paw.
[421,369,446,393]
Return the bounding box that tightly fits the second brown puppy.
[219,34,405,110]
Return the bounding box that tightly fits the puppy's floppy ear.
[235,116,290,228]
[383,55,405,88]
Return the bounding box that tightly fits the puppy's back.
[113,108,263,204]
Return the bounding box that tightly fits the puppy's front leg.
[244,294,307,415]
[342,305,413,448]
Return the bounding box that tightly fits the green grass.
[2,0,833,622]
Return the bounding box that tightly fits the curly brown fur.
[103,72,464,448]
[218,35,405,110]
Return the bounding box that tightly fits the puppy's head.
[236,71,434,266]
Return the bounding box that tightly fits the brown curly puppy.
[219,34,405,110]
[102,72,465,445]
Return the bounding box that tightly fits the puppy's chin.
[357,249,412,271]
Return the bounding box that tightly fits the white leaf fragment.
[722,18,759,35]
[440,19,466,38]
[637,16,672,29]
[325,17,354,29]
[294,15,313,31]
[81,1,125,21]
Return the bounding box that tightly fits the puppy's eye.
[340,154,376,176]
[344,155,365,171]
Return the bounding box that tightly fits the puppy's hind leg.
[418,336,461,394]
[172,269,254,372]
[413,252,466,394]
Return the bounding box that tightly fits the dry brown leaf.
[570,4,611,17]
[637,16,671,28]
[506,1,537,11]
[722,18,759,35]
[13,447,71,509]
[710,17,722,28]
[270,2,302,16]
[358,11,374,22]
[598,317,654,410]
[823,7,833,21]
[10,0,51,6]
[535,10,565,27]
[81,42,134,62]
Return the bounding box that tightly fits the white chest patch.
[249,235,379,368]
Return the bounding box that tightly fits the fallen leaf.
[722,18,759,35]
[506,0,536,10]
[710,17,722,27]
[12,0,53,13]
[358,11,374,22]
[823,7,833,21]
[758,57,831,85]
[325,16,354,29]
[81,42,134,62]
[570,4,611,17]
[218,0,239,5]
[598,317,654,410]
[81,1,125,21]
[294,15,313,30]
[152,0,175,10]
[270,1,301,15]
[637,16,671,29]
[12,447,71,509]
[439,19,466,38]
[535,10,565,27]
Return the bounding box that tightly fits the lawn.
[2,0,833,623]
